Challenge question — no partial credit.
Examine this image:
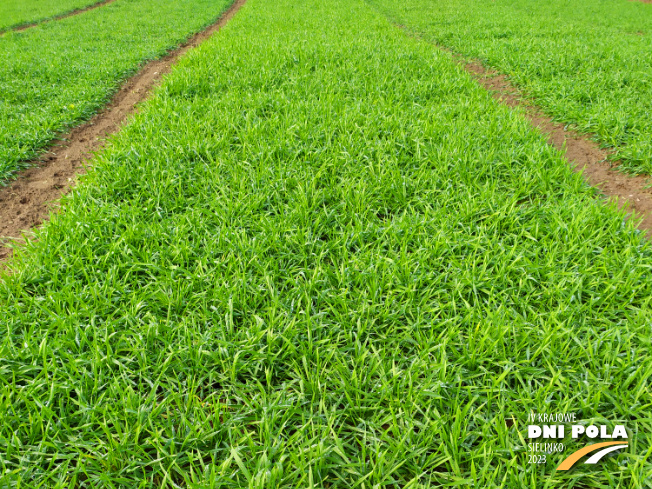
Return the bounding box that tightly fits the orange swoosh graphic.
[556,442,628,471]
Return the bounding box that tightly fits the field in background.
[0,0,103,31]
[0,0,231,183]
[369,0,652,175]
[1,0,651,486]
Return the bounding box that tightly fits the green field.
[0,0,103,32]
[0,0,231,183]
[368,0,652,176]
[1,0,651,486]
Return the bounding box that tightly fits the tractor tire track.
[0,0,248,261]
[388,20,652,236]
[463,61,652,235]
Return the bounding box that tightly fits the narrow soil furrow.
[0,0,247,261]
[463,62,652,235]
[387,19,652,235]
[1,0,118,34]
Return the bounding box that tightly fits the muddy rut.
[384,16,652,237]
[0,0,248,261]
[393,24,652,237]
[464,61,652,235]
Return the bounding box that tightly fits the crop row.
[1,0,650,485]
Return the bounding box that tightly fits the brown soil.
[464,61,652,235]
[2,0,118,34]
[391,22,652,236]
[0,0,247,262]
[630,0,652,4]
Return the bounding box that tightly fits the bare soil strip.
[389,20,652,235]
[0,0,248,262]
[463,62,652,235]
[1,0,118,34]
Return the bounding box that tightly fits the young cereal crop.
[0,0,105,32]
[369,0,652,175]
[0,0,231,184]
[1,0,651,486]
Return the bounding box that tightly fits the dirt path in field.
[463,62,652,235]
[0,0,247,262]
[383,18,652,236]
[1,0,118,34]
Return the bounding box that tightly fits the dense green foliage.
[1,0,651,486]
[0,0,101,32]
[0,0,231,183]
[369,0,652,175]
